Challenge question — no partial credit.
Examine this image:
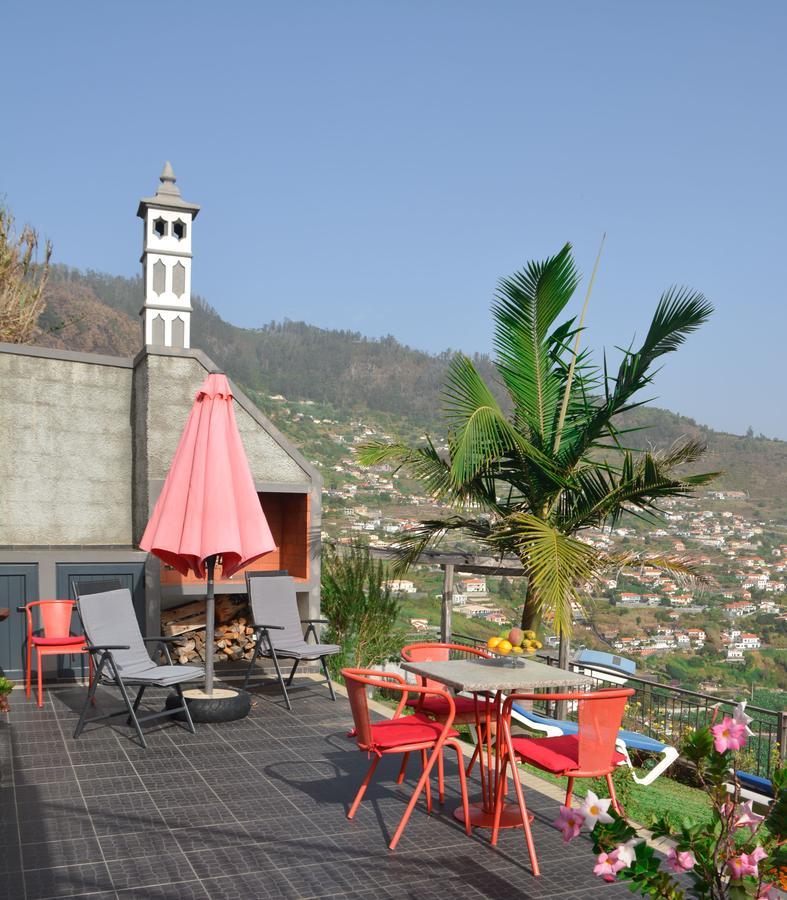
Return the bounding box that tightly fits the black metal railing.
[452,631,786,779]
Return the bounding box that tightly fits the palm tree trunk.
[519,577,539,631]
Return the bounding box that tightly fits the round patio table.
[400,655,590,829]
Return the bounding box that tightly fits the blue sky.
[3,2,786,439]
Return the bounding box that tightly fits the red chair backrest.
[503,687,634,775]
[342,667,457,750]
[576,689,633,772]
[25,601,75,640]
[401,642,491,692]
[343,669,375,748]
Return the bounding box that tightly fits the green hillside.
[35,266,787,518]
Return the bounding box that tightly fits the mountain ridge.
[30,265,787,517]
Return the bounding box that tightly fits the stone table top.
[400,657,591,693]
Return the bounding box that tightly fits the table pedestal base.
[454,800,534,829]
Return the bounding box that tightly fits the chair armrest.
[250,624,285,631]
[301,618,328,625]
[142,636,183,643]
[16,606,26,613]
[84,645,130,652]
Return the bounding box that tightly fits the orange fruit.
[487,636,502,649]
[497,639,513,655]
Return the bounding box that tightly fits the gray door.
[56,563,145,632]
[0,564,39,679]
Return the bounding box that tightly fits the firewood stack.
[161,595,259,665]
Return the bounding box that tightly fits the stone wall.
[0,348,133,545]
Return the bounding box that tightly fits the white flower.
[614,838,641,868]
[733,701,755,737]
[579,790,614,829]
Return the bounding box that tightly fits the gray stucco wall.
[0,351,133,545]
[143,354,310,484]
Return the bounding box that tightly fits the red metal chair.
[400,642,494,793]
[22,601,93,708]
[492,688,635,873]
[342,667,471,850]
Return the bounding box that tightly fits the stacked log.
[161,595,259,665]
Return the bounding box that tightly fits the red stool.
[22,601,93,708]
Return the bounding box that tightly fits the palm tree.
[358,244,718,641]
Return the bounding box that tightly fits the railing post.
[441,564,453,643]
[779,712,787,765]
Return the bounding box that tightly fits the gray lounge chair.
[243,570,340,709]
[73,585,204,748]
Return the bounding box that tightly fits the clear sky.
[3,2,786,439]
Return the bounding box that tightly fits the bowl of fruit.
[486,629,542,665]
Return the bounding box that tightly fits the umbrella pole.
[205,555,217,696]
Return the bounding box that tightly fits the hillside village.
[259,393,786,686]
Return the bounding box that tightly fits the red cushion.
[407,694,493,718]
[510,734,625,774]
[31,636,86,647]
[366,715,458,751]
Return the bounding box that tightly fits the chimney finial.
[160,161,176,184]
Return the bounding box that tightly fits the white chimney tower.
[137,163,200,348]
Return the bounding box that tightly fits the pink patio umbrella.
[140,373,276,695]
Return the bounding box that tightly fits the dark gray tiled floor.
[2,679,642,899]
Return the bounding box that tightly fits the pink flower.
[727,856,749,881]
[733,701,755,737]
[740,846,768,879]
[579,791,614,829]
[711,716,748,753]
[734,800,765,834]
[728,855,755,880]
[749,846,767,864]
[552,805,585,843]
[614,838,641,868]
[666,848,696,873]
[593,849,626,882]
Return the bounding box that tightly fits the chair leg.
[242,632,265,691]
[285,659,300,686]
[268,645,291,710]
[37,650,43,708]
[565,776,575,808]
[127,686,146,725]
[605,773,621,815]
[88,654,95,706]
[25,640,31,699]
[509,756,540,876]
[421,749,432,814]
[390,743,443,851]
[438,751,445,805]
[449,740,471,836]
[491,755,509,846]
[320,656,337,701]
[348,755,380,819]
[396,752,410,785]
[113,670,147,749]
[174,683,197,735]
[74,656,105,739]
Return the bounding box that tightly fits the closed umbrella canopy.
[140,372,275,693]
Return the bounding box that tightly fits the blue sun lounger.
[510,703,679,786]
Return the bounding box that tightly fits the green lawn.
[517,762,714,830]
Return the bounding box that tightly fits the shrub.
[321,546,404,674]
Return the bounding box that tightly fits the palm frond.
[442,354,565,488]
[497,513,600,637]
[492,244,579,443]
[558,286,713,466]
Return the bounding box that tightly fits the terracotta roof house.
[0,166,322,679]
